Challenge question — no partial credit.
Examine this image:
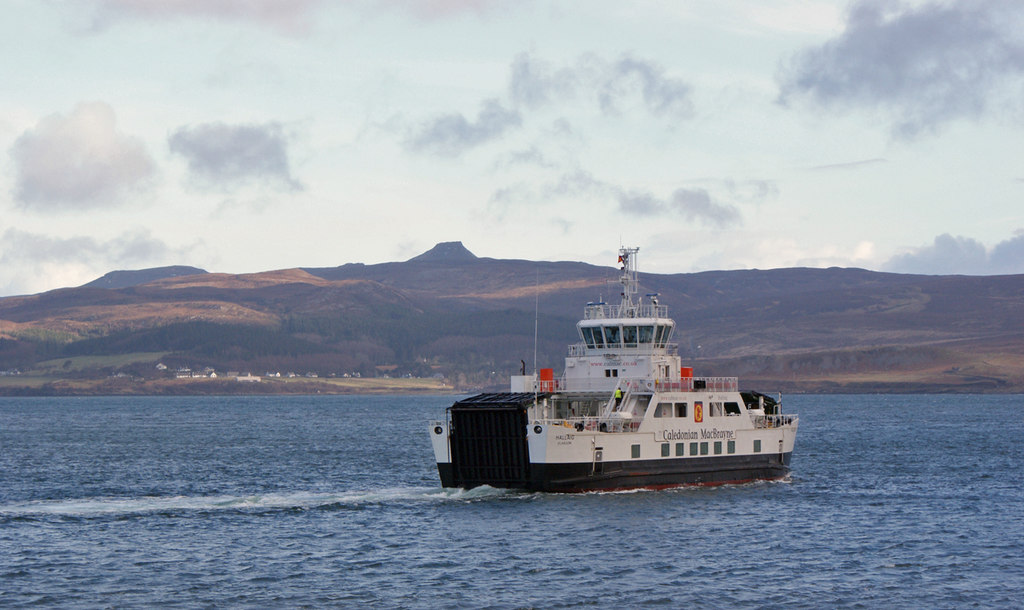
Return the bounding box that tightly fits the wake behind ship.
[429,247,798,492]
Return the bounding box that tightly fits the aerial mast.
[617,246,640,314]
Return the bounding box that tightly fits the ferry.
[429,247,798,492]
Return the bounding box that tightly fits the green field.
[29,352,170,374]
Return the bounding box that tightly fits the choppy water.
[1,394,1022,608]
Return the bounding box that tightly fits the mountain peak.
[408,241,477,263]
[83,265,208,289]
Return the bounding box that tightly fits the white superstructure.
[431,246,798,492]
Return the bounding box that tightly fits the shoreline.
[0,376,1021,396]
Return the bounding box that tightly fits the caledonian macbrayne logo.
[694,401,703,423]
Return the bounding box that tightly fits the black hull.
[437,452,792,493]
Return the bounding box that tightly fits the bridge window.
[581,327,596,348]
[654,325,667,347]
[654,324,674,347]
[639,325,654,343]
[603,326,621,347]
[622,326,638,347]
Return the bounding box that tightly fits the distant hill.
[1,242,1023,393]
[83,266,208,289]
[407,241,478,262]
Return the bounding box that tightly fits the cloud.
[989,232,1024,273]
[492,169,746,229]
[0,228,199,295]
[86,0,323,34]
[168,122,302,191]
[777,1,1024,137]
[617,191,664,216]
[614,185,746,228]
[883,232,1024,275]
[509,52,695,118]
[0,228,182,266]
[809,158,887,171]
[10,102,156,211]
[611,187,741,228]
[491,146,558,170]
[405,52,692,159]
[670,188,742,228]
[405,99,522,157]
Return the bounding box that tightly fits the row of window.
[652,401,743,418]
[630,439,764,458]
[580,324,674,349]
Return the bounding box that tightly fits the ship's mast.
[617,246,640,314]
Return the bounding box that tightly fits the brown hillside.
[1,242,1023,393]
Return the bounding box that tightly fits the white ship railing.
[753,414,799,429]
[618,377,739,393]
[531,376,739,393]
[566,343,678,357]
[534,413,797,435]
[537,417,641,433]
[583,303,668,319]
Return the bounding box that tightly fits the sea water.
[1,394,1022,608]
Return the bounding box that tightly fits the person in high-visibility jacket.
[614,387,622,406]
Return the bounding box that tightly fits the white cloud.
[509,52,695,118]
[669,188,741,228]
[778,0,1024,137]
[168,122,302,191]
[489,169,750,229]
[404,99,522,157]
[883,232,1024,275]
[10,102,156,211]
[0,227,182,265]
[0,228,199,295]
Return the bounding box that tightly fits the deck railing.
[531,376,739,394]
[753,414,799,429]
[539,417,641,433]
[534,412,798,435]
[566,342,679,357]
[583,303,668,320]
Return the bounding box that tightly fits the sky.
[2,0,1023,296]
